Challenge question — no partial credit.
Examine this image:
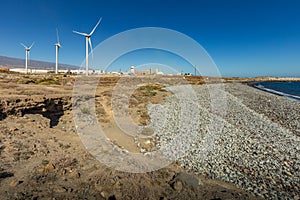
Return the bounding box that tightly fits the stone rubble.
[148,83,300,200]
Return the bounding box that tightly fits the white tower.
[130,66,135,74]
[54,29,61,74]
[20,42,34,74]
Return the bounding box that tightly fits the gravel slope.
[148,83,300,200]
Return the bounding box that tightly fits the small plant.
[38,77,60,85]
[138,84,163,91]
[138,84,164,97]
[23,90,35,95]
[81,107,90,114]
[24,79,36,84]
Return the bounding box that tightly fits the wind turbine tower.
[55,29,61,74]
[20,42,34,74]
[73,18,102,76]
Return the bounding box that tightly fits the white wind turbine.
[54,29,61,74]
[73,18,102,76]
[20,42,34,74]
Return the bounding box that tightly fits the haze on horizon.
[0,0,300,77]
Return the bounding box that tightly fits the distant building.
[30,69,51,73]
[10,68,55,74]
[135,70,151,76]
[10,68,29,73]
[154,68,164,75]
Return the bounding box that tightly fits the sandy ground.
[0,73,261,199]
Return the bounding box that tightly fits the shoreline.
[223,76,300,83]
[247,81,300,101]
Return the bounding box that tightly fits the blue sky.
[0,0,300,77]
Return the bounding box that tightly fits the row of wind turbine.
[20,17,102,75]
[20,29,61,75]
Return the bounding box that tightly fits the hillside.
[0,55,79,70]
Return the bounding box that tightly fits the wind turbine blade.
[56,28,60,44]
[29,42,35,49]
[20,43,27,48]
[89,17,102,35]
[73,30,88,36]
[88,38,94,61]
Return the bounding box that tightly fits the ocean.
[253,81,300,101]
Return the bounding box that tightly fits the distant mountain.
[0,56,79,70]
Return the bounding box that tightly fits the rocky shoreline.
[0,73,299,199]
[148,83,300,199]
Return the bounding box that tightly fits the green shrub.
[80,107,90,114]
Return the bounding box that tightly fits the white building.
[130,66,135,74]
